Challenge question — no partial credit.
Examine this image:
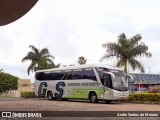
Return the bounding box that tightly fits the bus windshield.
[111,69,128,91]
[96,67,128,91]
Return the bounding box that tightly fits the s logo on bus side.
[54,82,65,98]
[38,82,65,98]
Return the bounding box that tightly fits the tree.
[22,45,58,75]
[100,33,152,73]
[0,72,18,93]
[77,56,87,65]
[34,58,60,71]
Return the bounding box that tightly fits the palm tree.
[22,45,57,75]
[100,33,152,73]
[77,56,87,65]
[34,58,60,71]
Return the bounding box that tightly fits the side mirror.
[126,74,133,82]
[126,74,133,84]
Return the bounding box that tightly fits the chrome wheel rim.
[91,95,96,102]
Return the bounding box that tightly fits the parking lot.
[0,98,160,120]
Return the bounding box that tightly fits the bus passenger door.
[102,73,113,99]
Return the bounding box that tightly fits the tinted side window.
[36,72,44,80]
[61,71,68,80]
[83,68,97,81]
[36,71,64,81]
[71,69,83,79]
[96,67,112,88]
[62,70,72,80]
[51,72,64,80]
[96,67,109,81]
[104,74,112,88]
[36,68,97,81]
[44,72,51,80]
[64,69,83,80]
[66,71,72,80]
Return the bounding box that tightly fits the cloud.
[99,15,136,35]
[141,25,160,42]
[0,29,14,57]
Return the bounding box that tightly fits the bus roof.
[35,64,123,73]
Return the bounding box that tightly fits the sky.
[1,0,160,82]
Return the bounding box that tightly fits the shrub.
[129,92,160,102]
[0,91,16,98]
[21,91,36,98]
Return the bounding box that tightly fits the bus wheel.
[47,91,53,100]
[105,100,112,104]
[89,92,98,103]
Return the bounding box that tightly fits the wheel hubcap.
[91,95,96,101]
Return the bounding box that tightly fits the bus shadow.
[42,98,124,104]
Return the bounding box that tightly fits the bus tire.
[89,92,98,103]
[47,91,54,100]
[105,100,112,104]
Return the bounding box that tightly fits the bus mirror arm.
[125,74,133,88]
[126,74,133,83]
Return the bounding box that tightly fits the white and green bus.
[35,64,132,103]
